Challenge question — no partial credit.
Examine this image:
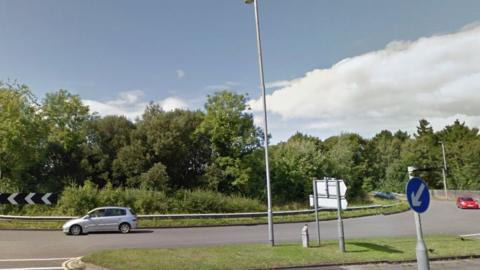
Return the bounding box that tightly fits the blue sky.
[1,0,480,142]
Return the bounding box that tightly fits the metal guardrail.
[136,204,392,219]
[0,215,76,221]
[0,204,397,221]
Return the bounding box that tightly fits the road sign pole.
[414,212,430,270]
[408,166,430,270]
[313,179,320,246]
[336,178,345,252]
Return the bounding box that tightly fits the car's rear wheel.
[119,223,131,234]
[69,225,82,236]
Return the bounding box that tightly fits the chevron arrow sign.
[0,193,58,205]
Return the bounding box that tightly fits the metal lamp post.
[439,141,448,200]
[245,0,274,246]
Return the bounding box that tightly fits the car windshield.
[129,208,136,215]
[462,197,474,201]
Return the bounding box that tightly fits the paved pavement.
[1,200,479,269]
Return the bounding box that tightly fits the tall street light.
[245,0,274,246]
[440,141,448,200]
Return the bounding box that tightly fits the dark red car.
[456,197,479,209]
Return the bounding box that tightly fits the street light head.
[245,0,254,4]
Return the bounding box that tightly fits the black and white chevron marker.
[0,193,58,205]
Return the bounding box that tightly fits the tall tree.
[112,142,151,187]
[406,119,441,188]
[437,119,479,142]
[40,90,92,190]
[0,83,46,191]
[415,119,434,139]
[197,91,262,193]
[364,130,407,192]
[81,115,135,187]
[197,91,261,158]
[436,120,480,189]
[324,133,368,200]
[135,104,209,189]
[269,133,326,203]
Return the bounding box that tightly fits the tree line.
[1,82,479,204]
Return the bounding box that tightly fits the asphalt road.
[1,200,479,269]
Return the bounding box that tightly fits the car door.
[89,209,108,231]
[104,208,123,231]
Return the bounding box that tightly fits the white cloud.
[249,23,480,141]
[176,69,185,79]
[84,90,147,120]
[159,97,188,111]
[84,90,188,120]
[265,80,292,89]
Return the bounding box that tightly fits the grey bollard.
[302,224,309,248]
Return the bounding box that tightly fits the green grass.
[83,235,480,270]
[0,220,64,230]
[0,202,409,230]
[139,203,409,228]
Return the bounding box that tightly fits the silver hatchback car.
[62,206,138,235]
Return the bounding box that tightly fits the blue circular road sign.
[406,177,430,213]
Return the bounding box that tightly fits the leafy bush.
[57,181,99,215]
[54,183,263,215]
[171,190,264,213]
[129,189,169,214]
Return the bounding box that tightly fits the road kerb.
[247,255,480,270]
[62,257,85,270]
[62,258,110,270]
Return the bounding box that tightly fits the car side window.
[105,209,126,216]
[90,209,106,218]
[105,209,114,217]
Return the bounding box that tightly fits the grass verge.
[83,235,480,270]
[140,203,409,228]
[0,203,408,230]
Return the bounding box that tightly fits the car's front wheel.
[119,223,131,234]
[69,225,82,236]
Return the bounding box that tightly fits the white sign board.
[315,180,347,197]
[309,195,348,210]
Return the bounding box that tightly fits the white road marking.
[460,233,480,237]
[0,257,71,270]
[0,267,63,270]
[0,258,70,262]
